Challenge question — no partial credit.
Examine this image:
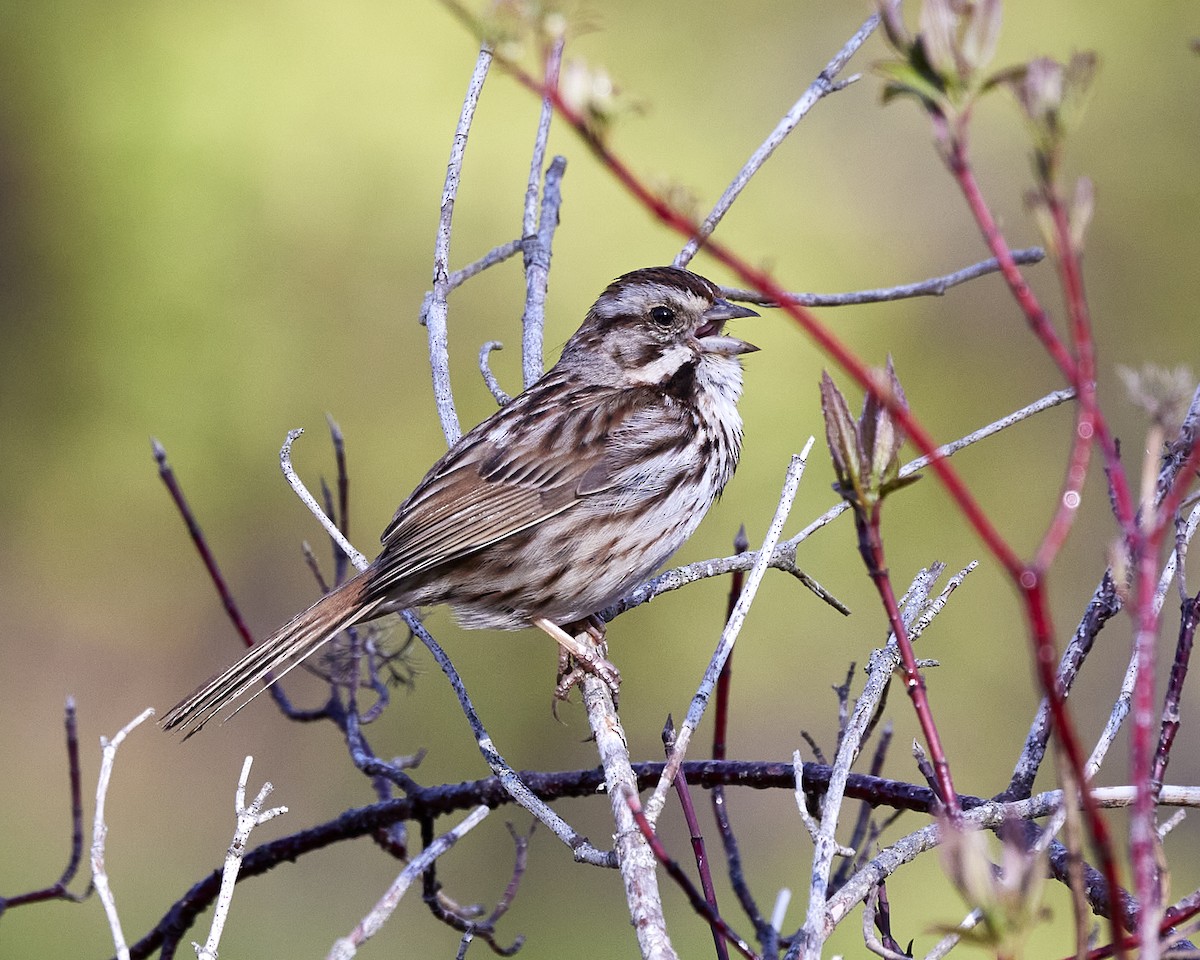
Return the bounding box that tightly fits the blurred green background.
[1,1,1197,957]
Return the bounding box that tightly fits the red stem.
[859,506,960,816]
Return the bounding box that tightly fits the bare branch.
[426,43,494,446]
[720,247,1045,307]
[196,758,289,960]
[0,698,87,912]
[409,609,614,867]
[791,564,974,959]
[478,341,511,405]
[92,708,156,960]
[1087,502,1200,777]
[583,671,678,959]
[520,33,566,387]
[328,806,489,960]
[675,12,878,267]
[281,429,367,571]
[521,155,567,387]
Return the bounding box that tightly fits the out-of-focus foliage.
[1,2,1197,957]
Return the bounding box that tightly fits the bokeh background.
[2,1,1197,957]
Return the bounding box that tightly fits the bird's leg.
[533,617,621,704]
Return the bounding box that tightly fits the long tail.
[162,574,385,738]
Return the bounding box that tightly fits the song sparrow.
[163,266,758,736]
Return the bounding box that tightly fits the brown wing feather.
[369,381,661,595]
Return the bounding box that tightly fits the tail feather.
[162,576,384,738]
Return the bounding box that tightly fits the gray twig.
[425,43,494,446]
[197,757,288,960]
[521,156,567,388]
[674,13,878,268]
[280,430,367,570]
[327,805,490,960]
[520,35,565,387]
[477,341,511,405]
[444,238,525,291]
[92,707,156,960]
[824,784,1200,933]
[789,564,975,959]
[720,247,1044,307]
[1086,501,1200,777]
[582,658,678,959]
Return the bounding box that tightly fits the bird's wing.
[370,381,686,593]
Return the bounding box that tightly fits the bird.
[162,265,758,736]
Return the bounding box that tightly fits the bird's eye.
[648,305,674,326]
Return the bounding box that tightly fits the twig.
[454,238,526,291]
[520,32,565,387]
[522,36,563,241]
[519,154,566,388]
[196,758,289,960]
[824,784,1200,935]
[674,12,878,267]
[153,438,256,649]
[92,707,155,960]
[281,430,367,570]
[1153,592,1200,792]
[710,527,772,946]
[664,720,728,960]
[409,611,613,867]
[328,806,489,960]
[425,43,494,446]
[478,341,511,405]
[325,413,351,584]
[925,909,983,960]
[0,698,87,913]
[645,444,813,827]
[1003,570,1122,800]
[862,885,911,960]
[624,792,760,960]
[833,721,895,894]
[719,247,1044,307]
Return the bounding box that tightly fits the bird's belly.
[434,486,712,630]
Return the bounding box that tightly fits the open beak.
[696,298,760,356]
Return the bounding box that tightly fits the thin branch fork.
[0,698,86,914]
